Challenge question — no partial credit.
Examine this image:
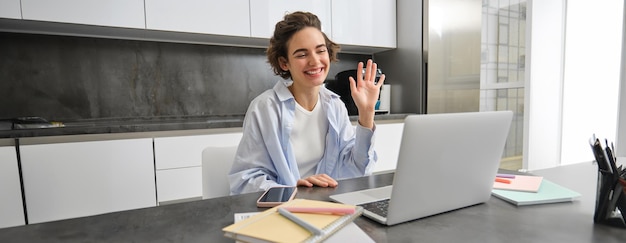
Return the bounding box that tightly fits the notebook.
[493,175,544,192]
[330,111,513,225]
[232,214,374,243]
[492,179,581,206]
[222,199,364,243]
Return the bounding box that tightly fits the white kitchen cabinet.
[372,122,404,173]
[154,132,242,203]
[250,0,332,39]
[331,0,397,48]
[3,0,395,54]
[0,0,21,19]
[20,0,145,28]
[145,0,250,37]
[0,146,25,228]
[19,138,156,224]
[154,133,243,170]
[155,167,201,204]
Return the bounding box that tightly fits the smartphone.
[256,186,297,207]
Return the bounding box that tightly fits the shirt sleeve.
[228,90,299,195]
[340,114,378,177]
[354,122,378,175]
[317,97,378,179]
[228,100,281,195]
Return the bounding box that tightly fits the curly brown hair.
[266,11,340,80]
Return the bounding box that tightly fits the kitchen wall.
[375,0,425,115]
[0,32,369,121]
[525,0,624,169]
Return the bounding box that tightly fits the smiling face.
[279,27,330,89]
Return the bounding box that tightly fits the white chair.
[201,146,238,199]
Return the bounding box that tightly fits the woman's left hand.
[349,59,385,128]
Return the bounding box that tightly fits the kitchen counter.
[1,163,625,242]
[0,113,410,139]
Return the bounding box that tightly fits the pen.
[281,207,356,215]
[495,174,516,179]
[591,139,611,172]
[495,178,511,184]
[277,207,322,235]
[605,146,618,175]
[611,142,616,161]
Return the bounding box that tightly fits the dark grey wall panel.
[0,32,368,121]
[375,0,425,115]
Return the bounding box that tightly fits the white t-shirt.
[291,96,328,178]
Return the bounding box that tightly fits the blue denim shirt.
[228,80,378,195]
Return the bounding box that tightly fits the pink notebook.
[493,175,544,192]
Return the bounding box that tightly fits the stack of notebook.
[222,199,367,243]
[491,173,581,206]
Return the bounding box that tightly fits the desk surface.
[1,162,625,242]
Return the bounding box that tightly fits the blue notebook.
[492,179,581,206]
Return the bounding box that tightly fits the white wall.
[560,0,623,165]
[617,1,626,157]
[526,0,624,170]
[525,0,566,170]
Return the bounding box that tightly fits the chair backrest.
[201,146,238,199]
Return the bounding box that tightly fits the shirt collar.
[273,80,294,102]
[273,80,341,102]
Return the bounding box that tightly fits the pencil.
[495,173,516,179]
[282,207,356,215]
[277,207,323,235]
[495,178,512,184]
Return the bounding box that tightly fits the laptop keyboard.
[358,199,390,218]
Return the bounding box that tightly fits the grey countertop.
[1,164,625,242]
[0,113,410,139]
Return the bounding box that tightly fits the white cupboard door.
[250,0,332,39]
[331,0,397,48]
[0,0,21,19]
[153,132,241,203]
[156,167,201,203]
[154,133,242,170]
[20,0,145,28]
[372,123,403,173]
[0,146,25,228]
[20,138,156,224]
[146,0,250,37]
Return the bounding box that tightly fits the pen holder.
[594,171,626,228]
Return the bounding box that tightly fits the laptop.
[330,111,513,225]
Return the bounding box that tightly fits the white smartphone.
[256,186,297,207]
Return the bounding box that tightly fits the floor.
[500,155,523,171]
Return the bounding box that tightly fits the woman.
[229,11,385,194]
